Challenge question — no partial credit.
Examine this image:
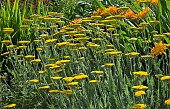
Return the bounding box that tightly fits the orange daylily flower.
[108,6,117,14]
[93,8,103,16]
[151,0,158,5]
[151,41,167,57]
[73,18,81,24]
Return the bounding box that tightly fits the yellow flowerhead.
[3,28,14,34]
[39,70,47,75]
[38,85,50,90]
[104,63,114,67]
[30,59,41,63]
[160,76,170,81]
[105,51,122,56]
[61,90,73,95]
[132,104,146,109]
[25,55,35,59]
[91,71,104,75]
[4,103,16,108]
[133,71,149,77]
[20,25,29,30]
[89,80,99,83]
[49,90,60,93]
[132,85,148,90]
[45,39,57,44]
[6,45,16,49]
[74,74,88,80]
[29,79,39,83]
[125,52,140,57]
[65,82,79,86]
[1,40,11,45]
[135,90,146,97]
[1,52,10,56]
[51,76,62,80]
[62,77,74,82]
[165,98,170,105]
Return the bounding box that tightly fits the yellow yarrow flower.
[75,38,90,42]
[23,19,33,23]
[65,82,79,86]
[4,103,16,108]
[45,64,56,67]
[18,46,27,49]
[135,90,146,97]
[106,44,114,48]
[45,39,57,44]
[104,49,115,52]
[36,48,43,51]
[61,90,73,94]
[1,52,10,56]
[3,28,14,34]
[59,60,70,63]
[20,25,29,30]
[30,59,41,63]
[91,71,104,75]
[105,51,122,56]
[7,45,16,49]
[104,63,114,67]
[55,69,63,73]
[63,56,70,59]
[87,43,100,48]
[48,58,55,61]
[38,85,50,90]
[62,77,74,82]
[18,41,30,45]
[160,76,170,81]
[165,98,170,105]
[51,76,62,80]
[1,40,11,45]
[50,65,60,69]
[39,70,47,74]
[25,55,35,59]
[55,61,62,65]
[89,80,99,83]
[141,55,152,59]
[30,14,40,18]
[33,40,41,43]
[125,52,140,57]
[153,34,166,39]
[50,25,58,29]
[49,90,60,93]
[78,47,88,51]
[132,85,148,90]
[74,74,88,80]
[74,34,85,37]
[56,42,70,47]
[40,34,49,38]
[133,71,149,77]
[57,21,65,25]
[132,104,146,109]
[29,79,39,83]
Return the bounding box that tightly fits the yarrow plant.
[0,0,170,108]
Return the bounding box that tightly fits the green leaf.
[94,0,106,10]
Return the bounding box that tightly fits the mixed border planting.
[0,0,170,108]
